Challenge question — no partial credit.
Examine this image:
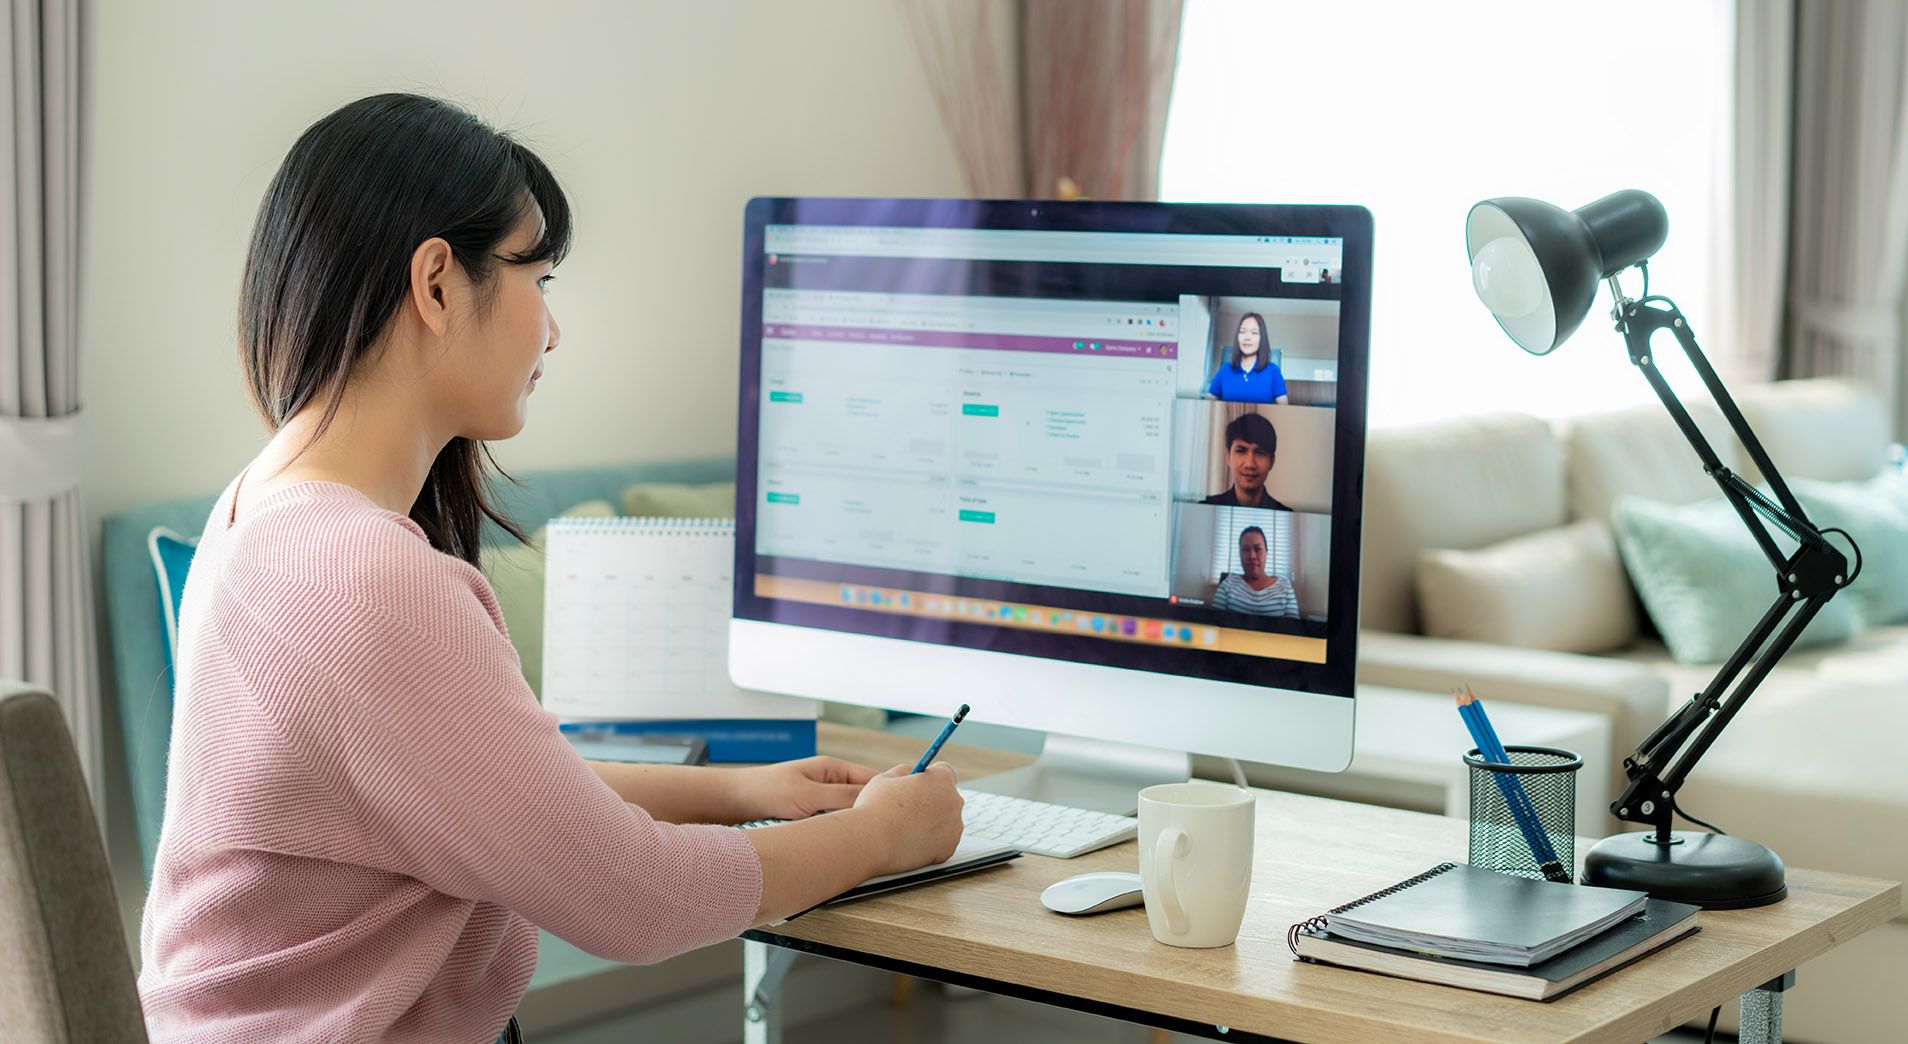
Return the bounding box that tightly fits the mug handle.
[1153,827,1190,936]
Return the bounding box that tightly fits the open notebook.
[739,819,1019,920]
[832,836,1021,903]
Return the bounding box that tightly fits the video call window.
[749,219,1349,663]
[1170,504,1331,623]
[1169,401,1335,515]
[1177,295,1342,407]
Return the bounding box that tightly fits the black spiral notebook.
[1288,863,1701,1001]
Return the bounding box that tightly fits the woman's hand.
[729,756,880,822]
[739,761,965,924]
[853,763,965,874]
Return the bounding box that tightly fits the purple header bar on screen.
[762,323,1177,359]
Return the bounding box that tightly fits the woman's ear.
[407,237,456,336]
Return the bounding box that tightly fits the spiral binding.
[1286,862,1458,957]
[546,516,734,536]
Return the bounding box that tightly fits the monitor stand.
[962,732,1191,816]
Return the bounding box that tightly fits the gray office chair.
[0,681,148,1043]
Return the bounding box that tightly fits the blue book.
[559,718,815,763]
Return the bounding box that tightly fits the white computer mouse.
[1041,871,1146,915]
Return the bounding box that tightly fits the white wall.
[80,0,975,521]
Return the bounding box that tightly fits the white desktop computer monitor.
[730,198,1372,813]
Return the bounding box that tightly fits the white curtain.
[1725,0,1794,383]
[1782,0,1908,435]
[0,0,95,810]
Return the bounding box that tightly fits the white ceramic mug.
[1137,781,1256,948]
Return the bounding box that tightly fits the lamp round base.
[1582,831,1787,909]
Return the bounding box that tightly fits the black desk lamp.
[1463,189,1861,909]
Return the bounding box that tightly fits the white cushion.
[1360,413,1565,634]
[1356,630,1671,811]
[1563,400,1743,524]
[1672,672,1908,890]
[1415,521,1637,654]
[1812,622,1908,687]
[1735,377,1891,484]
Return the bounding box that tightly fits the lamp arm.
[1602,286,1852,841]
[1613,588,1829,840]
[1659,595,1828,796]
[1612,291,1832,565]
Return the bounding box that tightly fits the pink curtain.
[900,0,1025,198]
[903,0,1185,201]
[1020,0,1184,201]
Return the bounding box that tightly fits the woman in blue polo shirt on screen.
[1205,312,1288,404]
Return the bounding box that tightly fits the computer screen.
[732,199,1370,771]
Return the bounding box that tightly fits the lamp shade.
[1465,190,1669,355]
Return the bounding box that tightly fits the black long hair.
[1229,312,1270,372]
[239,93,572,565]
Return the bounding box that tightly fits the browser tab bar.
[764,225,1342,270]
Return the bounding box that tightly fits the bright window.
[1161,0,1735,427]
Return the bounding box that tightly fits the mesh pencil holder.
[1465,745,1581,882]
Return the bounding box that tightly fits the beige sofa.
[1354,378,1905,1042]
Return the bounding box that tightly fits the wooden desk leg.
[1738,970,1795,1044]
[1148,1029,1172,1044]
[744,940,797,1044]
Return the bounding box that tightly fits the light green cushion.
[1790,472,1908,626]
[1612,495,1862,664]
[620,481,735,519]
[482,499,616,698]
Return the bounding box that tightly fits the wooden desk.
[742,724,1900,1044]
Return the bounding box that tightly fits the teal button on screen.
[961,404,999,417]
[766,492,800,504]
[768,391,804,403]
[958,510,996,524]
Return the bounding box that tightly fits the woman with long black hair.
[136,94,964,1044]
[1204,311,1289,404]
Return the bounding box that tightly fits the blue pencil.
[1459,697,1552,857]
[1457,688,1570,883]
[1460,700,1558,867]
[1466,693,1553,856]
[911,704,970,774]
[1463,693,1565,878]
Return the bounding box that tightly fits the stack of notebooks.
[1288,863,1700,1001]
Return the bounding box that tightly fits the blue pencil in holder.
[1455,688,1575,883]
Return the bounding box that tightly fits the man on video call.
[1202,412,1291,510]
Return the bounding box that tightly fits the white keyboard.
[957,788,1137,859]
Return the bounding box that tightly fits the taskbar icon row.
[752,575,1330,663]
[835,584,1219,646]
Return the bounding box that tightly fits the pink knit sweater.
[137,478,763,1043]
